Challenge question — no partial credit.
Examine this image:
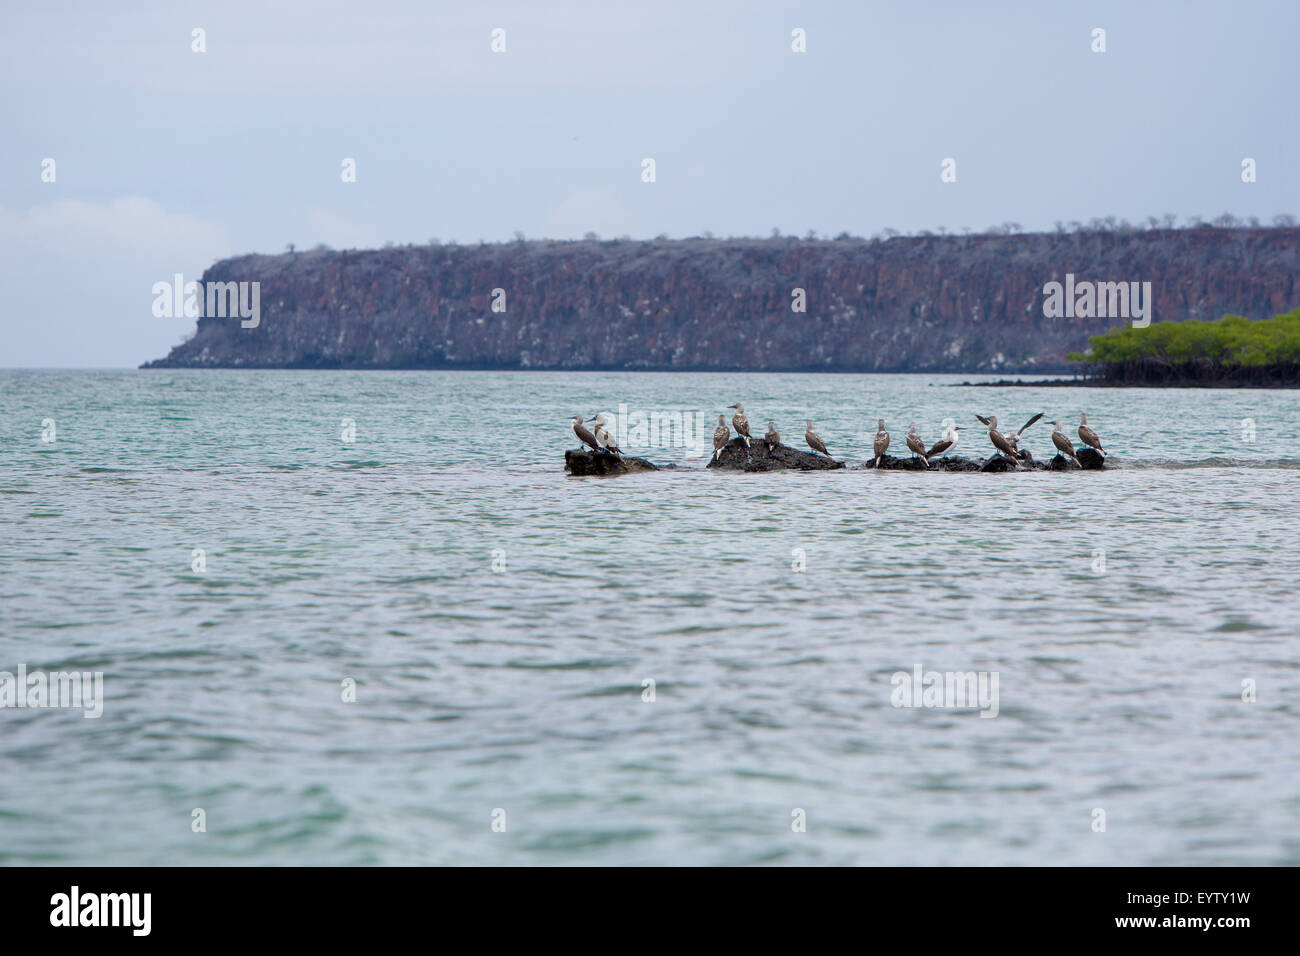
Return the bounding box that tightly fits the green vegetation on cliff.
[1069,311,1300,385]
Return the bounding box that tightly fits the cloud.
[0,197,231,264]
[544,187,640,240]
[0,197,231,367]
[303,207,381,251]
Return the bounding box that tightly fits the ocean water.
[1,369,1298,866]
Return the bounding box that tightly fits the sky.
[1,0,1297,367]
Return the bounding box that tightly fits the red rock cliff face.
[144,229,1300,372]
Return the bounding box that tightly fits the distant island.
[963,310,1300,388]
[1068,311,1300,386]
[144,224,1300,373]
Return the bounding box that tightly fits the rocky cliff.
[144,228,1300,372]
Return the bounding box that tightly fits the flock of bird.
[570,405,1107,469]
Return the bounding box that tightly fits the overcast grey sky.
[2,0,1297,367]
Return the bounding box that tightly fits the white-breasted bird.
[570,414,601,453]
[588,414,621,456]
[1003,412,1044,458]
[925,423,963,459]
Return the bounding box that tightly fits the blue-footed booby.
[764,421,780,452]
[1004,413,1044,456]
[873,419,890,468]
[713,414,730,461]
[926,424,963,459]
[570,414,601,454]
[977,414,1022,467]
[1078,413,1106,457]
[588,414,621,456]
[1049,420,1081,466]
[729,403,751,447]
[805,420,829,456]
[905,423,929,467]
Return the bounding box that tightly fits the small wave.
[1127,457,1300,470]
[1212,616,1272,632]
[503,658,629,671]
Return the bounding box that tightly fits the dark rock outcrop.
[708,438,844,471]
[860,453,980,471]
[1048,448,1107,470]
[980,455,1040,472]
[565,446,1110,475]
[144,228,1300,372]
[565,450,659,476]
[1078,448,1107,470]
[975,447,1110,471]
[862,453,1042,471]
[863,448,1108,471]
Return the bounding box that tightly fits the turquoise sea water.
[1,369,1298,865]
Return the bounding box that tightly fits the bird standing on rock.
[713,414,730,461]
[570,414,601,454]
[905,423,929,467]
[588,414,621,457]
[729,403,751,447]
[873,419,890,468]
[1078,412,1106,458]
[1003,412,1044,458]
[976,414,1023,467]
[926,423,962,460]
[764,421,780,452]
[805,420,830,457]
[1049,420,1081,466]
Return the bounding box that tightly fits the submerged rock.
[565,450,659,476]
[708,438,844,471]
